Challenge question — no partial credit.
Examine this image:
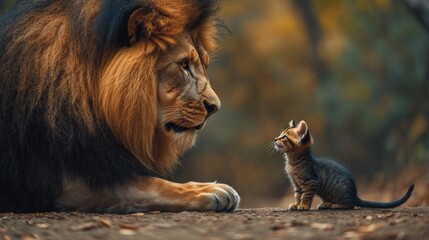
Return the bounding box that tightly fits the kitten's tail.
[354,184,414,208]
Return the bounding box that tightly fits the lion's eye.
[180,59,190,70]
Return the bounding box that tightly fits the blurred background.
[1,0,428,208]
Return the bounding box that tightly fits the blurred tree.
[320,0,428,176]
[403,0,429,31]
[293,0,339,153]
[402,0,429,176]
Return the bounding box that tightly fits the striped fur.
[275,120,414,210]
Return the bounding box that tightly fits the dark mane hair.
[0,0,221,213]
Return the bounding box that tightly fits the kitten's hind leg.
[317,202,333,210]
[331,203,354,210]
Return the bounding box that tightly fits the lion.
[0,0,240,213]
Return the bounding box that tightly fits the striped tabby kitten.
[274,120,414,211]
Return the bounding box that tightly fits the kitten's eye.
[281,135,288,140]
[180,58,190,70]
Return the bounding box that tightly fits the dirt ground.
[1,208,428,240]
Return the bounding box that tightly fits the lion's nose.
[203,100,219,118]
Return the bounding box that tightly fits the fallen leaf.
[93,217,113,228]
[377,213,394,219]
[35,223,50,229]
[71,222,100,231]
[130,213,145,217]
[310,223,334,231]
[285,220,308,227]
[119,223,140,231]
[119,229,137,236]
[357,223,384,233]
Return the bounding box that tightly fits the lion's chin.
[171,130,198,154]
[158,124,198,151]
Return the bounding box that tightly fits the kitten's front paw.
[297,204,310,211]
[288,204,298,211]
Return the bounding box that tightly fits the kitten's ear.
[296,121,310,143]
[289,120,296,128]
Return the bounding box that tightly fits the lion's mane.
[0,0,221,212]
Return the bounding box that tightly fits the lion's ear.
[126,7,177,49]
[127,8,148,46]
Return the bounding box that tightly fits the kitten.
[274,120,414,210]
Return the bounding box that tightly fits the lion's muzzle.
[203,100,219,119]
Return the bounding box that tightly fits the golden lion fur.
[6,0,221,174]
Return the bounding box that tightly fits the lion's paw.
[192,183,240,212]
